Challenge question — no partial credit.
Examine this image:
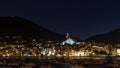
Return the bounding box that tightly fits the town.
[0,33,119,58]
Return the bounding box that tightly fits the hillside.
[0,16,66,42]
[86,28,120,44]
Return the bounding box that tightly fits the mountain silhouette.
[86,28,120,44]
[0,16,67,42]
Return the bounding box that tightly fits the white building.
[62,38,75,45]
[62,33,75,45]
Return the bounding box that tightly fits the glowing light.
[6,54,10,56]
[78,52,85,56]
[27,54,31,57]
[117,49,120,55]
[56,54,61,57]
[3,54,6,57]
[51,52,55,55]
[41,48,46,55]
[62,38,75,45]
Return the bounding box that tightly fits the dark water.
[0,56,119,68]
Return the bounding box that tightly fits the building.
[62,33,75,45]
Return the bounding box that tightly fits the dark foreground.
[0,56,120,68]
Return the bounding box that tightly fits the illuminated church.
[62,33,75,45]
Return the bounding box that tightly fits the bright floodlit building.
[62,33,75,45]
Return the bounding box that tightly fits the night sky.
[0,0,120,40]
